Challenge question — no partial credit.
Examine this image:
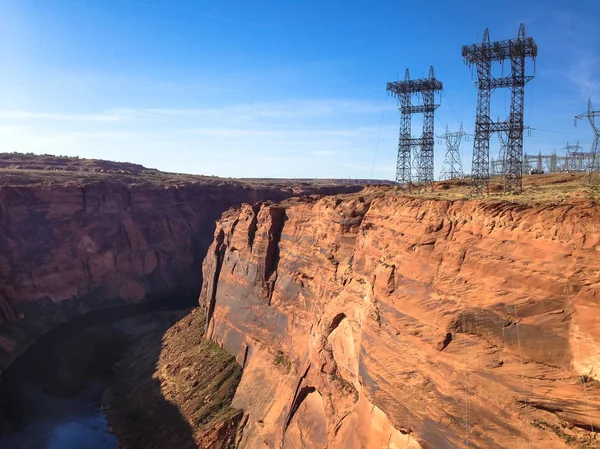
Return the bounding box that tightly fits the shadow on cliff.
[107,305,243,449]
[106,307,199,449]
[0,300,199,449]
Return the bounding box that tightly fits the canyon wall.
[200,188,600,448]
[0,180,359,374]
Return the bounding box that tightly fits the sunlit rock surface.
[201,188,600,448]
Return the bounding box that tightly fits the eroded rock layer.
[0,180,359,374]
[200,189,600,448]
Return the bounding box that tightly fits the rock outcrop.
[200,188,600,448]
[0,179,360,374]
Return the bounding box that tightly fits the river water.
[0,379,117,449]
[0,300,191,449]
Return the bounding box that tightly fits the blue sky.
[0,0,598,180]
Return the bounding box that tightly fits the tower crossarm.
[386,79,443,96]
[473,76,535,90]
[575,100,600,136]
[462,37,538,66]
[401,104,441,114]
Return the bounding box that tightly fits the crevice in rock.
[248,204,261,250]
[285,386,316,431]
[0,294,18,324]
[81,260,92,289]
[284,364,312,431]
[241,344,249,371]
[261,207,287,304]
[122,223,132,249]
[386,265,396,294]
[264,207,287,281]
[204,229,226,334]
[235,413,250,447]
[436,332,453,351]
[326,313,347,337]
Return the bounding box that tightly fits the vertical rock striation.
[200,189,600,448]
[0,180,360,374]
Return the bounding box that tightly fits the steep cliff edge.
[0,178,360,374]
[200,188,600,448]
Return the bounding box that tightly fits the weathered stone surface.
[0,180,360,375]
[200,189,600,448]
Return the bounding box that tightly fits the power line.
[584,71,597,100]
[370,109,385,179]
[442,90,463,127]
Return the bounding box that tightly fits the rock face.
[200,189,600,448]
[0,180,360,374]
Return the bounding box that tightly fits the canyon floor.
[107,307,243,449]
[0,303,242,449]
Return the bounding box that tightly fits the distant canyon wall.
[0,180,360,374]
[200,189,600,448]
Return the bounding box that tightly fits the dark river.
[0,299,191,449]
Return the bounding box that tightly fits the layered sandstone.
[200,188,600,448]
[0,178,360,374]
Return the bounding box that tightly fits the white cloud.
[0,98,400,180]
[567,51,600,101]
[0,98,391,127]
[109,99,388,122]
[0,111,123,122]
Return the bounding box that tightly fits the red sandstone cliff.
[0,179,360,374]
[200,188,600,448]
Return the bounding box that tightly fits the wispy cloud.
[0,111,123,122]
[0,98,399,179]
[112,99,388,121]
[0,99,390,125]
[567,51,599,101]
[551,9,600,101]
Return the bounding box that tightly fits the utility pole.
[439,123,467,180]
[387,66,443,187]
[462,24,538,195]
[575,99,600,183]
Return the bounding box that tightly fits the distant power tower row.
[386,67,443,185]
[501,140,598,176]
[575,99,600,182]
[462,24,538,195]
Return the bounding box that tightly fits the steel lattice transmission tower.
[575,99,600,183]
[439,123,467,180]
[462,24,538,195]
[387,66,443,185]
